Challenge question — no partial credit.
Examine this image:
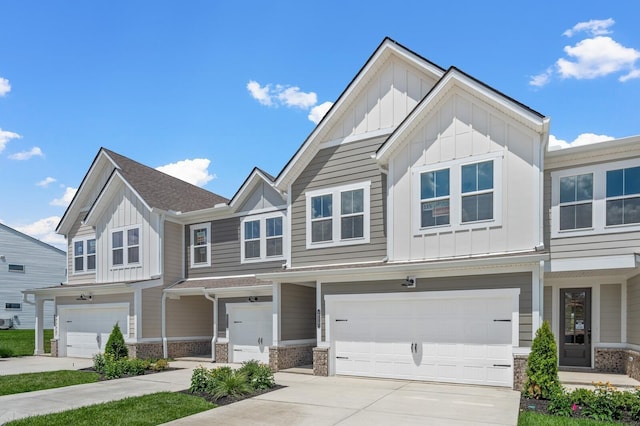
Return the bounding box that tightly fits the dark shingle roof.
[171,276,270,290]
[103,148,228,213]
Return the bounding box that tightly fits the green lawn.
[0,370,100,396]
[4,392,216,426]
[519,411,624,425]
[0,329,53,356]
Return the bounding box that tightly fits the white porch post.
[316,281,322,343]
[272,282,281,346]
[531,261,543,336]
[34,297,45,355]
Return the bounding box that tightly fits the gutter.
[203,292,217,362]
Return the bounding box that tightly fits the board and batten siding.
[324,55,437,142]
[290,136,387,267]
[238,182,285,213]
[166,295,213,338]
[163,220,183,286]
[321,272,533,347]
[186,216,285,279]
[94,183,160,283]
[0,225,65,329]
[389,89,542,261]
[280,283,315,341]
[628,274,640,345]
[600,283,621,343]
[67,216,96,285]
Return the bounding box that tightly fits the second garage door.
[326,289,518,387]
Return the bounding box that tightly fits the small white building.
[0,223,66,330]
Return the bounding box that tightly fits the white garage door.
[60,305,129,358]
[327,289,518,387]
[228,302,272,364]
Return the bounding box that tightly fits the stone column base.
[513,354,528,391]
[269,344,314,372]
[313,346,329,376]
[215,342,229,363]
[50,339,58,357]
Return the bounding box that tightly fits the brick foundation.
[127,340,211,359]
[215,342,229,363]
[313,346,329,376]
[269,344,314,371]
[513,354,528,391]
[50,339,58,357]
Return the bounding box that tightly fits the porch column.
[204,292,217,362]
[316,281,322,343]
[272,282,281,346]
[34,297,45,355]
[531,261,544,334]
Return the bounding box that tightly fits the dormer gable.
[228,167,285,214]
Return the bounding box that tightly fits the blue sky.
[1,1,639,250]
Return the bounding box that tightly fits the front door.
[560,288,591,367]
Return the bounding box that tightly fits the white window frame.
[305,181,371,249]
[551,158,640,238]
[110,225,141,268]
[72,236,97,275]
[412,153,503,235]
[558,173,593,231]
[190,222,211,268]
[241,212,286,263]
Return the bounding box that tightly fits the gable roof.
[376,66,550,164]
[227,167,282,210]
[274,37,446,191]
[0,222,65,255]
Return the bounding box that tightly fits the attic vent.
[8,264,24,273]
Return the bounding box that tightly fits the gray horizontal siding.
[186,217,285,279]
[628,274,640,345]
[322,272,533,347]
[551,231,640,259]
[281,283,315,341]
[291,137,387,267]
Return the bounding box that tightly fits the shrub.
[104,322,128,361]
[93,353,106,374]
[238,359,275,390]
[190,366,212,393]
[210,370,252,400]
[570,387,593,406]
[150,359,169,371]
[524,321,560,399]
[548,388,573,417]
[124,358,147,376]
[581,382,619,422]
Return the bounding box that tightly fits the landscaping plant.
[104,322,128,360]
[524,320,560,399]
[190,360,276,402]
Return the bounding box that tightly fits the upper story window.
[8,264,24,273]
[551,159,640,237]
[73,237,96,274]
[559,174,593,230]
[111,226,140,267]
[606,166,640,226]
[190,223,211,268]
[241,213,285,262]
[420,168,450,228]
[413,154,502,234]
[305,181,371,249]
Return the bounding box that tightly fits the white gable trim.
[229,169,282,212]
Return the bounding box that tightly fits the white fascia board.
[548,254,638,273]
[545,135,640,170]
[84,171,152,226]
[377,70,547,164]
[164,285,273,298]
[259,253,549,283]
[275,40,443,191]
[229,170,280,211]
[24,282,136,297]
[165,204,231,224]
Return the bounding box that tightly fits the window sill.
[190,263,211,269]
[306,237,370,250]
[241,256,285,264]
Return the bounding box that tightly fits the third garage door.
[327,289,518,387]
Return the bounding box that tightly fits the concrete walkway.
[559,370,640,391]
[0,357,521,425]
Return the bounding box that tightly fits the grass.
[0,370,100,396]
[4,392,216,426]
[519,411,624,425]
[0,329,53,356]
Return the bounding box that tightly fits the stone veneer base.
[595,348,640,381]
[513,354,528,392]
[215,342,229,363]
[312,347,329,376]
[269,344,314,372]
[129,340,211,359]
[50,339,58,357]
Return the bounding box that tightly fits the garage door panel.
[61,306,128,358]
[229,303,272,364]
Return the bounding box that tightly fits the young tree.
[104,322,128,360]
[524,320,560,399]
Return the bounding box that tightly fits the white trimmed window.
[111,226,140,267]
[551,159,640,237]
[72,237,96,274]
[241,213,285,262]
[413,153,502,234]
[305,181,371,249]
[190,223,211,268]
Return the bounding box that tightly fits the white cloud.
[8,146,44,160]
[0,77,10,97]
[50,187,78,207]
[548,133,615,151]
[557,36,640,80]
[308,101,333,124]
[156,158,215,187]
[247,80,273,106]
[531,19,640,86]
[0,128,21,153]
[12,216,66,251]
[36,177,57,187]
[563,18,615,38]
[247,79,329,124]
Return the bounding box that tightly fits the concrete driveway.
[0,357,520,425]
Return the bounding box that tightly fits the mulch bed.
[520,396,640,425]
[184,384,286,407]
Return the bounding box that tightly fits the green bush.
[104,322,128,361]
[190,365,212,393]
[524,321,560,399]
[210,370,252,400]
[93,353,106,374]
[124,358,147,376]
[581,382,619,422]
[569,387,593,406]
[150,359,169,371]
[548,388,572,417]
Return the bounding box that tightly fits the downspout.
[204,292,217,362]
[161,292,168,359]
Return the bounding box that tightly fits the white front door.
[59,304,129,358]
[328,290,517,387]
[228,302,272,364]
